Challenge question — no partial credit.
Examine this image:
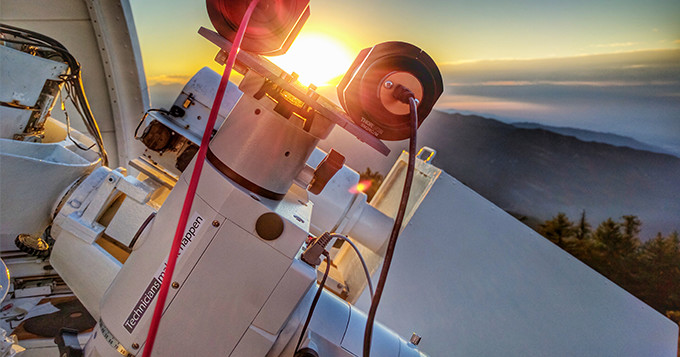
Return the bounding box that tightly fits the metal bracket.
[198,27,390,156]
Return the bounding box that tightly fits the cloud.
[147,74,191,86]
[590,42,638,48]
[437,49,680,150]
[441,49,680,88]
[437,95,551,116]
[621,64,650,69]
[448,80,677,88]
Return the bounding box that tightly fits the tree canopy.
[536,213,680,326]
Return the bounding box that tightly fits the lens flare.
[349,180,373,194]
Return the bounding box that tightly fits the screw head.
[171,281,179,289]
[131,343,140,349]
[383,80,394,89]
[212,220,220,227]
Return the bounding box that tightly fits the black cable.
[134,108,171,139]
[295,251,331,354]
[72,74,108,166]
[65,108,95,151]
[1,23,109,166]
[1,23,70,51]
[58,87,94,151]
[363,95,418,357]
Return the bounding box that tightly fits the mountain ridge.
[510,121,678,157]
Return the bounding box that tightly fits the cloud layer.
[438,49,680,154]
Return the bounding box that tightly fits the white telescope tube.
[305,148,393,252]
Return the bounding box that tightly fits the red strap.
[141,1,261,355]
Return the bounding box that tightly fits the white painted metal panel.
[356,169,678,356]
[1,0,149,167]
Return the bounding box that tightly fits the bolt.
[410,333,422,346]
[131,343,139,349]
[384,80,394,89]
[172,281,179,289]
[212,220,220,227]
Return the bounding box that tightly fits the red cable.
[142,1,260,355]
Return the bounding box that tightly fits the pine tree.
[538,212,574,247]
[535,214,680,323]
[620,215,641,252]
[638,231,680,312]
[575,209,591,240]
[594,218,630,256]
[592,218,624,279]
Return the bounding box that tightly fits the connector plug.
[391,84,416,104]
[301,232,332,266]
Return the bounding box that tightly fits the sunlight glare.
[349,180,372,194]
[266,33,355,87]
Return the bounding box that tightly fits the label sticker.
[123,212,205,333]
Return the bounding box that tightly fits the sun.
[266,32,355,87]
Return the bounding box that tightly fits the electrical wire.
[140,1,260,355]
[363,96,418,357]
[64,109,95,151]
[58,87,95,151]
[134,108,171,139]
[1,23,109,166]
[329,233,374,299]
[295,251,331,354]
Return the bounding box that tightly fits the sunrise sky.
[130,0,680,154]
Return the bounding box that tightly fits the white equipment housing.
[48,68,425,356]
[0,44,101,251]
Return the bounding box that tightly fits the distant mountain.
[511,122,677,157]
[320,111,680,238]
